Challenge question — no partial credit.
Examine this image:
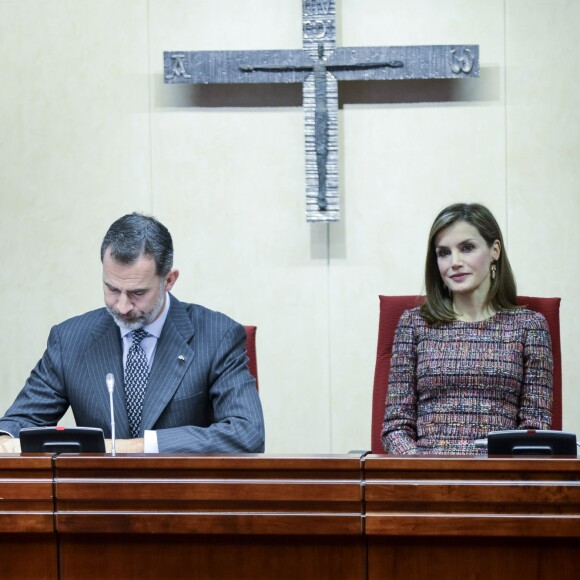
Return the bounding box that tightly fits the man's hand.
[105,438,145,453]
[0,435,21,453]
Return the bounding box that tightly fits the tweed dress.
[382,307,553,455]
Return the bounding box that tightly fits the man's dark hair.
[100,213,174,277]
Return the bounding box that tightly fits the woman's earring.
[491,262,497,280]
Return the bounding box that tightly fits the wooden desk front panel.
[364,455,580,580]
[55,454,365,580]
[3,453,577,579]
[0,455,57,580]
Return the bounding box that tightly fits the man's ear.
[164,269,180,292]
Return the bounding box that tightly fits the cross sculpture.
[164,0,479,222]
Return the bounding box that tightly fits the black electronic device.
[19,426,106,453]
[487,429,577,457]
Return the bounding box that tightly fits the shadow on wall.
[154,66,499,109]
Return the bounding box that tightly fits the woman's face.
[434,220,500,299]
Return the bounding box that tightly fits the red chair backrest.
[370,295,562,453]
[243,325,259,390]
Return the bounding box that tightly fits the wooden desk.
[364,455,580,580]
[1,454,579,579]
[0,455,56,580]
[54,454,364,579]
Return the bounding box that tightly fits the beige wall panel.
[0,1,151,406]
[0,1,577,453]
[329,1,507,451]
[505,0,580,435]
[150,0,331,452]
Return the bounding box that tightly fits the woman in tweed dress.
[382,203,553,455]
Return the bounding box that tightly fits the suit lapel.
[84,312,131,438]
[140,295,196,431]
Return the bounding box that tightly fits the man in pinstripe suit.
[0,213,265,453]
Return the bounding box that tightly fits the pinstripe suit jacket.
[0,295,265,453]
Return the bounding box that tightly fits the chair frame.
[243,325,259,390]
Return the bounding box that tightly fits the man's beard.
[107,287,166,331]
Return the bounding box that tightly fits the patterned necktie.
[125,329,149,438]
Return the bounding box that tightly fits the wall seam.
[504,0,510,245]
[326,223,333,452]
[147,0,155,212]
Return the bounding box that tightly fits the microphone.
[106,373,116,456]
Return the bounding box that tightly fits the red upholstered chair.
[243,325,259,390]
[370,295,562,454]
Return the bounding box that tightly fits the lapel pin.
[178,355,185,362]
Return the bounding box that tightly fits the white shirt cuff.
[143,430,159,453]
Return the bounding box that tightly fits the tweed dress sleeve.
[518,312,553,429]
[381,309,419,454]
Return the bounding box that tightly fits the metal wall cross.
[164,0,479,222]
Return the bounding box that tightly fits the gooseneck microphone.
[106,373,116,456]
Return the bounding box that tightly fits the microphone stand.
[106,373,116,456]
